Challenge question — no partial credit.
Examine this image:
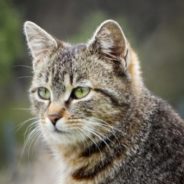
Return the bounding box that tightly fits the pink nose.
[48,113,61,126]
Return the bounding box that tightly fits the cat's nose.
[48,113,61,126]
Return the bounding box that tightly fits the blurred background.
[0,0,184,183]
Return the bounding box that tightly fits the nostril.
[48,114,61,126]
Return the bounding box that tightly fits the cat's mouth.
[54,127,68,134]
[43,117,81,135]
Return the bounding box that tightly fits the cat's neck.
[51,91,155,184]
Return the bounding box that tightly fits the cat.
[24,19,184,184]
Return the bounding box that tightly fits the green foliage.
[0,0,23,85]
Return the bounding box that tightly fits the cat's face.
[24,20,140,145]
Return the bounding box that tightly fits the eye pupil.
[72,87,90,99]
[38,87,50,100]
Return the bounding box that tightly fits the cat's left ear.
[89,20,128,64]
[24,21,58,59]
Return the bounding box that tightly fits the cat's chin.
[40,122,87,146]
[44,132,80,145]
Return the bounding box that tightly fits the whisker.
[22,121,43,159]
[77,127,103,161]
[17,76,32,79]
[89,116,126,135]
[67,117,124,148]
[14,64,32,70]
[84,125,112,153]
[85,117,123,146]
[16,117,38,131]
[68,124,103,158]
[96,125,121,147]
[86,108,119,115]
[70,127,88,149]
[24,120,39,138]
[27,128,41,159]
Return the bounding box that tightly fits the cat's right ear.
[23,21,58,59]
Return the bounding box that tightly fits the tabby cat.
[24,19,184,184]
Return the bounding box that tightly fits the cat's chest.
[57,157,72,184]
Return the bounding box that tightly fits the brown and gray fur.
[24,20,184,184]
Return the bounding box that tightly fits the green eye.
[37,87,50,100]
[72,87,90,99]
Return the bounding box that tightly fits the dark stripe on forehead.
[66,44,86,84]
[70,44,86,56]
[48,47,74,90]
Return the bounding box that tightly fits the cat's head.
[24,20,142,145]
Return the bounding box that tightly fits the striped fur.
[24,20,184,184]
